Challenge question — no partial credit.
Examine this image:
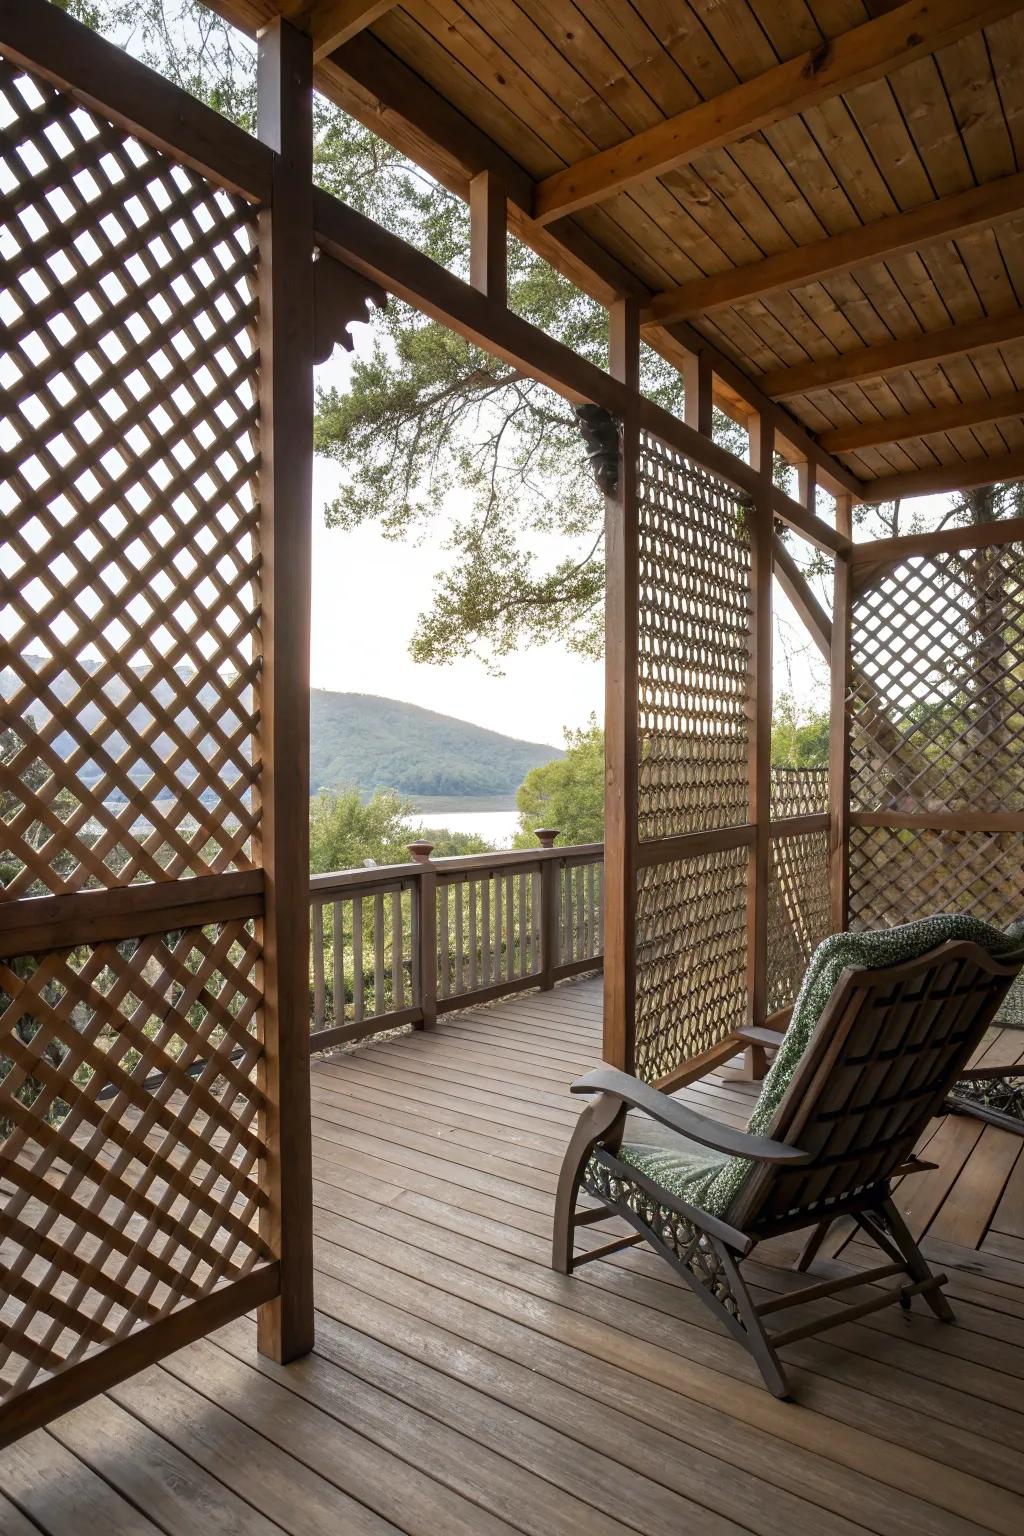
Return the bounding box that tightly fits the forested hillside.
[310,690,558,796]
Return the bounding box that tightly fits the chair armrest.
[570,1067,810,1165]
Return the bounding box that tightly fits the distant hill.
[312,690,558,797]
[2,659,561,802]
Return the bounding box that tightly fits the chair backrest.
[730,940,1022,1234]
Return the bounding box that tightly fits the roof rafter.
[307,0,397,62]
[819,388,1024,454]
[643,170,1024,327]
[532,0,1024,226]
[866,450,1024,501]
[759,308,1024,398]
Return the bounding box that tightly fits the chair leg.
[552,1094,624,1274]
[876,1199,955,1323]
[716,1244,793,1400]
[793,1219,832,1273]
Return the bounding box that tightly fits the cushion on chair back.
[616,912,1022,1221]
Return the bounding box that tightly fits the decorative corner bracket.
[575,403,620,497]
[313,251,388,364]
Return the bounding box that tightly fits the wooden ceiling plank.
[760,307,1024,397]
[532,1,1024,224]
[819,387,1024,452]
[309,0,398,62]
[644,168,1024,325]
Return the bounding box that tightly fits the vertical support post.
[830,493,853,932]
[604,297,641,1073]
[469,170,507,306]
[744,413,774,1073]
[256,17,315,1365]
[683,349,713,437]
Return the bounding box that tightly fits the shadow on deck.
[4,976,1024,1536]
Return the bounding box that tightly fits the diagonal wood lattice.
[849,542,1024,932]
[636,433,751,841]
[633,848,748,1082]
[766,830,830,1014]
[0,53,261,897]
[0,921,269,1404]
[850,547,1024,816]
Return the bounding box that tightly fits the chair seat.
[613,1107,735,1216]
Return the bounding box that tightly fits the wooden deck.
[5,977,1024,1536]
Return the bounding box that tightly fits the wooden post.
[408,843,438,1029]
[603,297,641,1073]
[830,493,853,932]
[743,412,774,1075]
[256,17,315,1366]
[683,349,713,436]
[469,169,507,306]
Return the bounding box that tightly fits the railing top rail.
[309,842,604,897]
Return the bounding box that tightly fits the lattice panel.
[850,547,1024,815]
[636,433,752,841]
[0,921,268,1403]
[849,824,1024,931]
[0,53,261,897]
[766,831,831,1014]
[633,847,747,1082]
[769,764,828,820]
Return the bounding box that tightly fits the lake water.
[410,809,520,848]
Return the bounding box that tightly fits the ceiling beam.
[642,170,1024,327]
[819,388,1024,453]
[308,0,396,62]
[759,307,1024,399]
[865,449,1024,501]
[850,513,1024,561]
[533,0,1024,226]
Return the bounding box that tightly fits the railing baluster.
[353,895,364,1022]
[332,899,343,1023]
[517,872,527,976]
[439,880,450,999]
[469,879,479,990]
[505,871,515,981]
[454,878,464,994]
[597,861,605,954]
[481,875,491,985]
[374,891,385,1016]
[312,900,325,1030]
[391,887,403,1008]
[586,861,595,959]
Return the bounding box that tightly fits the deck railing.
[308,834,603,1049]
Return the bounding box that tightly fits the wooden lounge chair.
[553,919,1024,1399]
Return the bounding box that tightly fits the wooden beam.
[818,388,1024,453]
[603,298,640,1075]
[683,349,713,436]
[747,415,774,1041]
[0,0,273,200]
[759,307,1024,399]
[309,0,396,62]
[643,170,1024,327]
[772,536,832,659]
[849,512,1024,562]
[866,450,1024,501]
[469,170,507,306]
[532,1,1022,225]
[255,17,315,1366]
[829,496,853,933]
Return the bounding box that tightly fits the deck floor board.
[5,977,1024,1536]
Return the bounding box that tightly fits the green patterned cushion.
[996,917,1024,1028]
[618,913,1022,1220]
